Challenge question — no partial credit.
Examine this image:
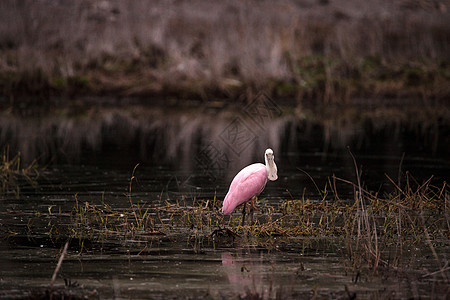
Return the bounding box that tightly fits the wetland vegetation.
[1,143,449,299]
[0,0,449,104]
[0,0,449,299]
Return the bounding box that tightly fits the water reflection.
[221,252,265,298]
[0,105,448,186]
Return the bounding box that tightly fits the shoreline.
[1,0,449,105]
[2,93,449,119]
[2,56,449,104]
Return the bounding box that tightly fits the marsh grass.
[7,153,445,277]
[25,168,446,275]
[1,0,449,102]
[0,147,39,195]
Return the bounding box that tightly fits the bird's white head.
[265,148,278,181]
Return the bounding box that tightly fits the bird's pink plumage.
[222,163,268,215]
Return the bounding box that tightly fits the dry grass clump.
[0,0,449,102]
[0,147,39,195]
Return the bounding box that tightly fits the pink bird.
[222,148,278,225]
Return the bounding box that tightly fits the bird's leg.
[241,203,247,226]
[250,196,258,210]
[249,196,256,226]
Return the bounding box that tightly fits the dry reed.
[0,0,449,102]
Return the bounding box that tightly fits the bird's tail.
[222,194,234,215]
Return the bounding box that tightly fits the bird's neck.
[265,159,278,181]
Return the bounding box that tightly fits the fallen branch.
[50,241,69,289]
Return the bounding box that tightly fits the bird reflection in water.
[221,252,265,298]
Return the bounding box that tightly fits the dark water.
[0,104,449,298]
[2,104,448,198]
[2,237,448,299]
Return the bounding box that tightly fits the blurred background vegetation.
[0,0,449,106]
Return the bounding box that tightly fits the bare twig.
[421,262,450,278]
[50,241,69,289]
[297,168,322,197]
[398,152,405,202]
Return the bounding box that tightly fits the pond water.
[0,102,449,298]
[2,236,448,299]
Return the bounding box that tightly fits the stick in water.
[50,241,69,289]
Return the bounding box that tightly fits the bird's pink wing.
[222,163,268,214]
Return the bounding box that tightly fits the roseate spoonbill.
[222,148,278,225]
